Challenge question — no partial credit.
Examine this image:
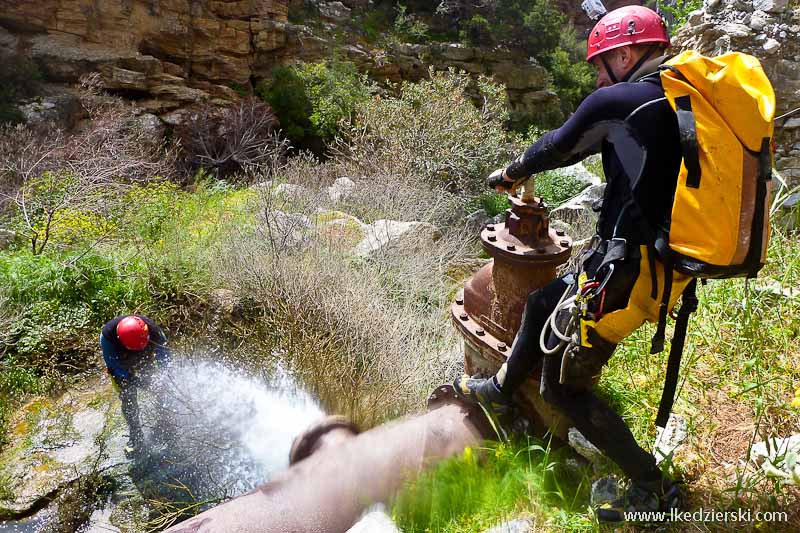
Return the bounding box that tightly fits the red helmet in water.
[586,5,670,62]
[117,316,149,351]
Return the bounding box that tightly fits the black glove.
[487,168,515,190]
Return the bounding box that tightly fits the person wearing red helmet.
[100,314,169,455]
[457,5,683,522]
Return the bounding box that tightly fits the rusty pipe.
[165,386,491,533]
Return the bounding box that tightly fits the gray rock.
[260,210,314,250]
[752,277,800,299]
[753,0,788,13]
[0,228,17,250]
[440,43,475,62]
[688,9,706,26]
[559,162,601,191]
[750,10,771,30]
[326,177,356,203]
[466,209,491,234]
[550,184,605,242]
[768,37,788,52]
[653,414,688,464]
[482,518,533,533]
[274,183,312,201]
[751,434,800,484]
[209,288,244,318]
[126,113,166,143]
[568,427,604,464]
[0,375,129,517]
[18,93,83,131]
[319,1,351,23]
[354,219,441,259]
[719,22,753,37]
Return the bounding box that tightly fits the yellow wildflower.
[791,397,800,409]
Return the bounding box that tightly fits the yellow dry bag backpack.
[657,50,776,279]
[640,51,775,428]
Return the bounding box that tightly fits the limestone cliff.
[0,0,563,125]
[0,0,289,121]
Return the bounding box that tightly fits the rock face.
[0,0,561,124]
[0,0,291,115]
[672,0,800,187]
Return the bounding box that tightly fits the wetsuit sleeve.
[100,333,130,381]
[505,86,629,180]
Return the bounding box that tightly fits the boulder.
[319,2,352,23]
[326,177,356,203]
[260,210,314,250]
[126,113,166,144]
[568,427,603,465]
[273,183,313,202]
[549,183,605,242]
[653,414,688,465]
[751,434,800,484]
[354,220,441,259]
[0,375,129,518]
[558,162,602,191]
[0,229,17,250]
[18,93,83,131]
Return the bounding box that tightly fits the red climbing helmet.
[117,316,149,351]
[586,5,670,62]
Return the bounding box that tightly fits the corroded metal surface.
[165,389,490,533]
[453,186,573,437]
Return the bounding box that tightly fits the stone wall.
[0,0,290,120]
[673,0,800,186]
[0,0,560,125]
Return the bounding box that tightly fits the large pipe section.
[452,184,574,437]
[165,386,491,533]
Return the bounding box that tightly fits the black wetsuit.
[501,59,682,488]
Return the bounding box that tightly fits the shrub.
[393,3,430,43]
[662,0,703,29]
[458,14,491,46]
[175,98,285,180]
[257,61,373,151]
[545,27,596,117]
[343,69,519,195]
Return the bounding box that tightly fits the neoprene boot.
[453,374,513,414]
[595,477,682,523]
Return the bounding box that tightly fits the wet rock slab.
[0,374,127,518]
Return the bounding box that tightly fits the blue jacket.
[100,315,169,381]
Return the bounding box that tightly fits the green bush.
[393,3,430,43]
[347,69,519,195]
[662,0,703,29]
[257,61,373,150]
[458,15,491,46]
[545,27,596,117]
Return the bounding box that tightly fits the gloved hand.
[487,168,516,192]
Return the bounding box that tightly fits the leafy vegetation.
[393,438,593,531]
[257,60,373,151]
[662,0,704,30]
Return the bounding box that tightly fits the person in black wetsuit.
[100,314,169,455]
[454,5,685,522]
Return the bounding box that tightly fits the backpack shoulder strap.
[655,278,698,428]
